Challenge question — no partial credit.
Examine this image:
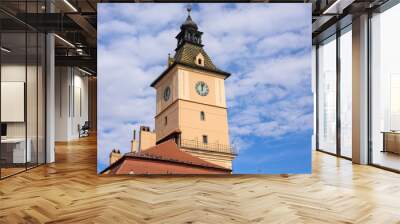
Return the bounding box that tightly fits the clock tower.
[150,7,236,169]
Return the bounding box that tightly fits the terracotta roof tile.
[126,140,230,171]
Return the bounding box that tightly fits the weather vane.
[187,4,192,16]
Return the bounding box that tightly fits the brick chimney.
[139,126,156,151]
[109,148,121,165]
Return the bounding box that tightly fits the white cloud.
[256,31,310,57]
[98,3,312,169]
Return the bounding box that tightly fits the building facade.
[103,8,236,174]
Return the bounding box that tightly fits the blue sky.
[97,3,312,174]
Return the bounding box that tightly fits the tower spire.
[176,6,202,49]
[187,4,191,16]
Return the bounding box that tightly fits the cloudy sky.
[97,3,312,174]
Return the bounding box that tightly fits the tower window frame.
[164,116,168,126]
[200,111,205,121]
[202,135,208,144]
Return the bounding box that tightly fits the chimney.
[139,126,156,152]
[109,148,122,165]
[131,129,138,153]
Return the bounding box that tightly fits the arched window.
[195,53,204,66]
[200,111,205,121]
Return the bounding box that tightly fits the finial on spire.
[187,4,192,16]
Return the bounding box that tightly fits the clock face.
[195,81,209,96]
[163,86,171,101]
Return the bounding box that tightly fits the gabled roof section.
[135,140,229,170]
[100,140,231,174]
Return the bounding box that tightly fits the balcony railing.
[180,139,237,155]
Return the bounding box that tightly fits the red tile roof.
[129,140,229,170]
[101,140,231,175]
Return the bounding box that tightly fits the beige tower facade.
[150,11,236,169]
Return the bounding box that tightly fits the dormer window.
[195,53,204,66]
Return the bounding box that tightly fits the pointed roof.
[180,5,198,30]
[174,43,219,71]
[150,8,230,87]
[181,16,198,30]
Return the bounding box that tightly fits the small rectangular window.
[200,111,205,121]
[202,135,208,144]
[164,116,167,125]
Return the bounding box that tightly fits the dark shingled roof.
[150,9,230,87]
[151,43,230,87]
[180,15,198,30]
[174,43,218,71]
